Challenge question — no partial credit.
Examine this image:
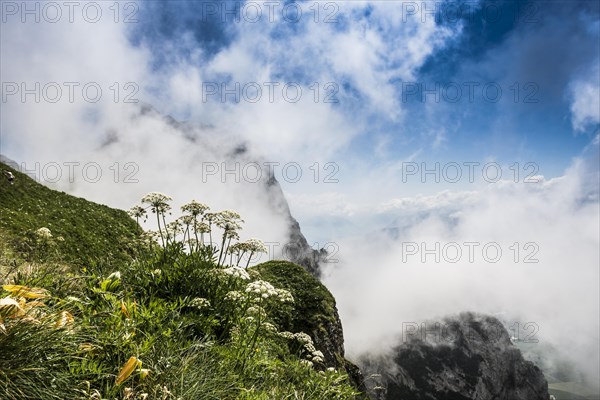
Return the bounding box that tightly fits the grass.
[0,162,141,267]
[0,171,363,399]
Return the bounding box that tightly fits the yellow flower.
[116,356,142,385]
[120,301,130,318]
[140,368,150,379]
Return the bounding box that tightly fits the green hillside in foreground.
[0,162,141,267]
[0,162,363,399]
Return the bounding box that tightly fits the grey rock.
[361,312,549,400]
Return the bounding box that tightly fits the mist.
[323,138,600,385]
[2,0,599,390]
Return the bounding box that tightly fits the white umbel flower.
[224,291,244,302]
[141,192,172,214]
[190,298,210,309]
[35,227,52,239]
[222,267,251,281]
[181,200,210,217]
[245,280,277,298]
[275,288,294,304]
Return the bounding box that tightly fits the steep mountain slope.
[252,261,366,392]
[0,161,141,266]
[0,159,363,399]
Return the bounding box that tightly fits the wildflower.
[107,271,121,281]
[231,238,267,268]
[166,220,183,237]
[141,192,172,214]
[214,210,244,231]
[224,291,244,302]
[190,298,210,309]
[179,215,195,226]
[224,228,240,240]
[35,227,52,239]
[221,266,251,281]
[263,322,278,333]
[293,332,313,345]
[141,230,161,246]
[278,331,295,340]
[300,360,313,368]
[124,387,134,399]
[245,238,267,254]
[194,222,211,233]
[116,356,142,385]
[128,206,147,221]
[327,367,337,372]
[121,302,130,318]
[181,200,210,217]
[246,305,266,318]
[275,288,294,304]
[203,212,219,225]
[310,350,325,363]
[245,280,277,299]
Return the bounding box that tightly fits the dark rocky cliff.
[361,312,549,400]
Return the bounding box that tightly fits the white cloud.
[323,141,600,384]
[570,60,600,132]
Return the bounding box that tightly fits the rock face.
[263,175,325,277]
[361,312,549,400]
[251,260,367,395]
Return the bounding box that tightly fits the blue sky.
[127,0,599,178]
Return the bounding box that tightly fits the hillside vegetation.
[0,162,362,399]
[0,163,140,267]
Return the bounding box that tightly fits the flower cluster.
[246,305,266,318]
[128,205,147,221]
[262,322,278,333]
[181,200,210,217]
[224,291,244,302]
[214,210,244,231]
[227,238,268,267]
[278,331,324,364]
[35,227,52,239]
[166,220,183,237]
[244,281,295,303]
[274,288,294,304]
[190,297,211,309]
[141,192,172,214]
[221,267,251,281]
[139,230,160,245]
[245,280,277,299]
[245,238,267,254]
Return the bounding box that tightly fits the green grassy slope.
[0,162,363,399]
[0,162,141,266]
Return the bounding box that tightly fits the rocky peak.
[361,312,550,400]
